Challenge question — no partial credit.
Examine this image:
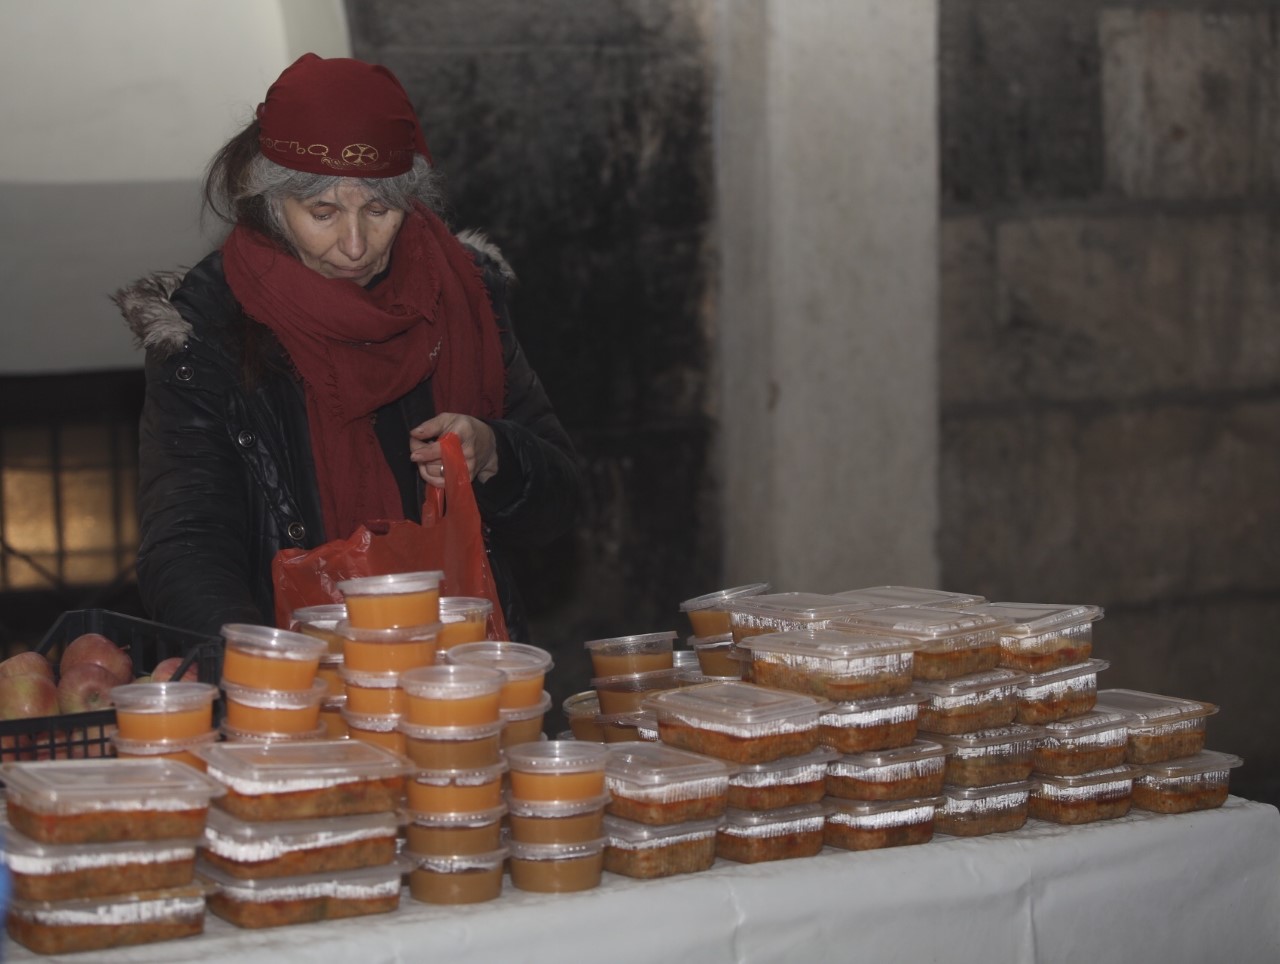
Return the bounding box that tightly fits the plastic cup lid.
[439,596,493,622]
[504,739,609,773]
[444,641,554,678]
[400,664,505,699]
[679,583,771,612]
[336,571,443,596]
[290,603,348,624]
[583,631,677,652]
[501,690,553,722]
[220,623,327,660]
[335,620,442,642]
[110,681,218,711]
[222,678,329,708]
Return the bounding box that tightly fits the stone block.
[1101,8,1279,199]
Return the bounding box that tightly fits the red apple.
[0,673,59,720]
[0,651,55,682]
[57,663,119,714]
[60,633,134,686]
[151,656,199,683]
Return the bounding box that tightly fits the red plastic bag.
[271,433,509,640]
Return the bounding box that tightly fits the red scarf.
[221,206,506,540]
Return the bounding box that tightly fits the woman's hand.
[409,413,499,487]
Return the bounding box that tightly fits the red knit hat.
[256,53,431,176]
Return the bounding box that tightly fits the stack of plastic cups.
[438,597,495,649]
[584,632,680,744]
[399,664,509,905]
[290,603,349,740]
[334,571,445,756]
[443,641,555,749]
[504,741,610,893]
[218,626,328,743]
[110,680,221,769]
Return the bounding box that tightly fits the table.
[8,797,1280,964]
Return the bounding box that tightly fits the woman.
[114,54,581,642]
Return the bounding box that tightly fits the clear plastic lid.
[679,583,772,613]
[400,664,506,700]
[111,730,220,755]
[405,802,508,827]
[194,738,412,784]
[834,586,987,610]
[506,837,606,861]
[735,627,918,659]
[672,649,700,668]
[1039,709,1132,739]
[836,739,950,769]
[220,623,327,661]
[730,747,839,777]
[1093,689,1219,728]
[967,602,1104,636]
[726,592,869,622]
[336,571,443,596]
[591,667,685,692]
[831,606,1012,644]
[604,741,734,785]
[341,709,403,732]
[196,857,406,894]
[411,761,508,786]
[928,725,1044,751]
[404,848,508,873]
[1021,659,1109,688]
[1033,765,1141,790]
[1,758,225,813]
[719,801,829,828]
[339,668,403,690]
[222,678,328,709]
[583,631,677,653]
[1138,750,1243,779]
[219,722,328,743]
[506,792,611,818]
[824,795,945,818]
[643,681,827,727]
[7,883,210,921]
[505,740,609,774]
[204,806,398,844]
[819,691,928,719]
[290,603,347,626]
[398,719,504,741]
[440,596,493,622]
[562,690,600,718]
[445,640,554,679]
[110,681,219,713]
[942,781,1033,802]
[335,620,442,643]
[688,632,734,649]
[912,668,1029,697]
[500,690,553,723]
[603,814,723,843]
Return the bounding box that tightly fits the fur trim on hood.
[114,232,516,359]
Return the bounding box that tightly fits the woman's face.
[279,181,407,286]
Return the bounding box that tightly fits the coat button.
[236,430,256,447]
[175,365,194,381]
[287,522,306,541]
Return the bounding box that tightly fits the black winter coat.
[118,236,580,642]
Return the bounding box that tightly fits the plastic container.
[1093,689,1219,764]
[816,691,927,753]
[584,631,677,677]
[715,802,828,863]
[337,570,443,629]
[1028,765,1141,824]
[725,592,869,644]
[219,721,327,744]
[726,747,838,810]
[289,603,347,654]
[1033,710,1131,776]
[111,729,218,771]
[672,648,701,671]
[506,740,609,802]
[506,793,610,844]
[679,582,771,636]
[834,586,986,610]
[604,741,733,825]
[220,624,326,691]
[406,847,506,905]
[407,762,508,813]
[199,859,404,927]
[965,602,1104,673]
[592,667,685,715]
[563,690,605,741]
[438,596,494,647]
[222,678,328,735]
[930,724,1043,787]
[824,795,943,851]
[342,709,406,754]
[500,690,553,747]
[445,640,554,710]
[644,681,826,764]
[317,653,345,698]
[688,632,740,677]
[336,620,441,674]
[826,739,950,801]
[318,695,349,739]
[736,628,917,700]
[110,681,218,742]
[598,711,657,743]
[1133,750,1243,814]
[935,781,1032,837]
[399,664,504,726]
[1,758,225,844]
[201,807,399,879]
[912,668,1028,734]
[1014,659,1107,724]
[507,838,606,893]
[340,668,405,716]
[603,814,721,878]
[196,739,411,822]
[404,803,507,855]
[7,883,207,954]
[399,719,503,769]
[832,606,1011,681]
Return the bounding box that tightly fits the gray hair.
[243,153,444,238]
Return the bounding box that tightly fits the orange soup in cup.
[338,572,443,630]
[337,621,441,674]
[408,763,507,813]
[505,741,609,802]
[443,641,554,711]
[222,679,327,734]
[290,603,348,655]
[439,597,493,647]
[110,682,218,742]
[221,624,326,691]
[399,665,505,727]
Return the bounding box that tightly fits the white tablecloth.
[8,797,1280,964]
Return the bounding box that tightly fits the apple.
[60,633,134,686]
[57,663,119,714]
[0,651,54,682]
[151,657,199,683]
[0,673,59,720]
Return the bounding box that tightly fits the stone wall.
[940,0,1280,804]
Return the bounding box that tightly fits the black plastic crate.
[0,609,223,763]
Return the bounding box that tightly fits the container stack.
[442,640,555,748]
[290,602,349,740]
[218,625,328,744]
[110,679,220,769]
[584,632,681,743]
